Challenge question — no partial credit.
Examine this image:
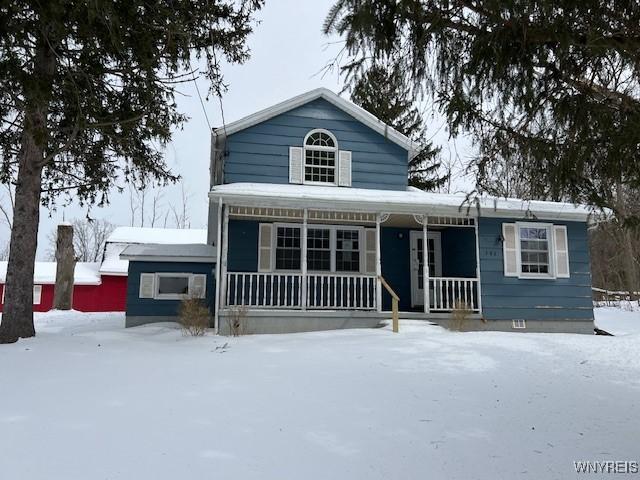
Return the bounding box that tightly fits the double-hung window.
[307,228,331,271]
[336,229,360,272]
[303,130,337,185]
[273,224,362,273]
[275,227,301,270]
[518,224,552,277]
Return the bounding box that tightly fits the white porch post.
[376,213,382,312]
[213,198,223,334]
[474,219,483,313]
[423,217,430,314]
[220,204,230,312]
[301,208,308,310]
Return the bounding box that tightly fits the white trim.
[303,129,339,186]
[1,284,43,305]
[120,255,215,263]
[375,214,382,313]
[409,231,442,308]
[214,88,415,154]
[214,198,222,333]
[270,222,365,274]
[210,183,592,222]
[515,222,555,280]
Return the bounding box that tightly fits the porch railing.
[429,277,480,312]
[225,272,377,310]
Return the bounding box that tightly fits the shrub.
[179,297,210,336]
[450,300,472,331]
[227,304,248,336]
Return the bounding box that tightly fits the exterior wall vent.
[512,319,526,329]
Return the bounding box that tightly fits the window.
[1,285,41,305]
[512,319,526,329]
[145,273,207,300]
[307,228,331,271]
[304,130,337,184]
[272,224,363,273]
[157,275,189,296]
[518,225,551,276]
[336,229,360,272]
[275,226,301,270]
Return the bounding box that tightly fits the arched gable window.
[303,129,338,184]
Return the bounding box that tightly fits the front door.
[410,231,442,308]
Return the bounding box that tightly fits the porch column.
[474,219,483,313]
[220,204,230,312]
[213,198,223,333]
[423,217,430,314]
[376,213,382,312]
[301,208,308,310]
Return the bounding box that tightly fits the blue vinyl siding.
[478,217,593,322]
[441,227,477,278]
[126,261,216,317]
[227,220,259,272]
[223,98,409,190]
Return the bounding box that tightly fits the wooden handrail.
[378,275,400,333]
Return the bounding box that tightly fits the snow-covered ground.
[1,309,639,480]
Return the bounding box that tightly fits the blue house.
[123,88,595,334]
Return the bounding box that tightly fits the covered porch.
[211,186,483,332]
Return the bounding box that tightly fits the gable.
[222,97,410,191]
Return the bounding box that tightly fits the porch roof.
[209,183,593,222]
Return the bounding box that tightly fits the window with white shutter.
[289,146,303,184]
[553,225,570,278]
[258,224,273,272]
[364,228,376,274]
[338,150,352,187]
[190,274,207,298]
[502,223,518,277]
[139,273,155,298]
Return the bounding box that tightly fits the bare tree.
[0,184,14,230]
[170,181,192,229]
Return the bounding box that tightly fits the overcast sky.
[0,0,473,259]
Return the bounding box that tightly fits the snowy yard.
[1,308,639,480]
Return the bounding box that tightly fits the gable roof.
[213,88,415,154]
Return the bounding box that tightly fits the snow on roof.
[209,183,593,222]
[101,227,209,275]
[213,88,416,154]
[106,227,207,245]
[0,262,101,285]
[120,244,217,263]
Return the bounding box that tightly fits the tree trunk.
[0,147,45,343]
[53,224,76,310]
[0,32,56,344]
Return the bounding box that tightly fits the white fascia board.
[208,190,591,222]
[119,255,217,263]
[213,88,416,155]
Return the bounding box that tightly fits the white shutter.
[258,224,273,272]
[502,223,518,277]
[364,228,376,274]
[190,274,207,298]
[289,146,303,184]
[33,285,42,305]
[553,225,570,278]
[338,150,352,187]
[139,273,155,298]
